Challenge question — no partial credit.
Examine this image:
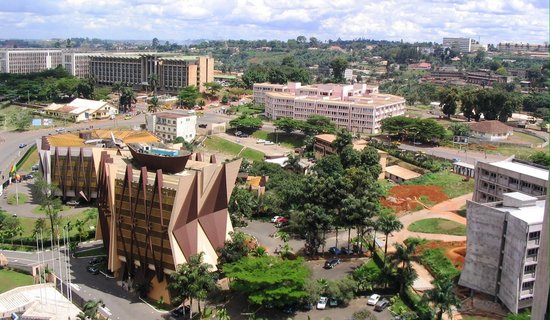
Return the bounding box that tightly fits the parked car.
[316,297,328,310]
[367,294,381,306]
[235,131,243,137]
[275,220,289,228]
[66,200,80,206]
[273,217,288,223]
[264,141,275,145]
[256,139,266,144]
[339,247,352,255]
[281,304,296,314]
[19,143,27,148]
[374,298,390,311]
[55,128,66,133]
[87,266,99,275]
[324,258,341,269]
[31,164,40,171]
[240,133,249,138]
[198,124,207,128]
[124,115,132,120]
[329,298,338,307]
[270,215,282,223]
[24,174,34,180]
[328,247,342,255]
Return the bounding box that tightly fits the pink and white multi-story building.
[253,82,405,133]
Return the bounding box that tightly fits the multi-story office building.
[62,52,91,78]
[443,37,473,53]
[0,48,63,74]
[459,192,546,314]
[497,43,549,53]
[466,71,508,87]
[145,110,197,142]
[89,53,214,92]
[473,158,548,203]
[254,82,405,133]
[37,131,240,303]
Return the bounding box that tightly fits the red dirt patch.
[416,240,467,270]
[381,185,449,213]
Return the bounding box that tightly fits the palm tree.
[148,73,159,95]
[147,96,161,113]
[377,213,403,263]
[392,240,419,269]
[77,299,104,320]
[396,265,418,295]
[423,277,461,320]
[119,87,136,113]
[284,154,302,173]
[112,81,123,96]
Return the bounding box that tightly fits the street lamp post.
[275,128,279,144]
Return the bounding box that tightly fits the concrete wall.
[532,200,549,319]
[498,214,528,313]
[459,201,505,295]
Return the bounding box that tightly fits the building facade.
[473,158,548,203]
[145,110,197,142]
[468,120,514,141]
[89,53,214,92]
[44,98,118,123]
[466,71,508,87]
[0,49,63,74]
[62,52,92,78]
[442,37,472,53]
[254,82,405,134]
[459,192,546,314]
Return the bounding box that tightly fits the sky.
[0,0,548,44]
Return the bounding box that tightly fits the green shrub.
[419,248,460,280]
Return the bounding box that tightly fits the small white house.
[145,110,197,142]
[468,120,513,141]
[44,98,118,123]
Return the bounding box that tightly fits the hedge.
[419,248,460,280]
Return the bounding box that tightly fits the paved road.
[1,247,165,320]
[399,142,507,165]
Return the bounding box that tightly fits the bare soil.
[381,185,449,214]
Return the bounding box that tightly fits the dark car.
[324,258,341,269]
[281,304,296,314]
[339,247,352,255]
[24,174,34,180]
[87,266,99,275]
[198,124,207,128]
[328,247,342,255]
[374,298,390,311]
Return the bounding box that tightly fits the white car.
[270,216,282,223]
[317,296,328,310]
[256,139,266,144]
[264,141,275,145]
[367,294,381,306]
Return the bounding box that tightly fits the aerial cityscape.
[0,1,548,320]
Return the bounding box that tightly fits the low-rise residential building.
[43,98,118,122]
[409,62,432,70]
[145,110,197,142]
[473,158,548,203]
[459,192,546,314]
[255,82,405,134]
[466,71,509,87]
[468,120,514,141]
[384,165,421,183]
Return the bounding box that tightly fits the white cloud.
[0,0,547,43]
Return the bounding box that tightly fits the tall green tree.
[273,117,300,134]
[30,174,62,237]
[147,73,159,94]
[330,57,349,83]
[423,277,461,320]
[204,82,223,97]
[439,87,459,118]
[9,109,33,131]
[332,129,353,154]
[229,115,263,132]
[178,85,200,109]
[223,256,311,308]
[147,96,161,113]
[377,213,403,262]
[217,231,253,267]
[168,252,217,316]
[119,87,136,113]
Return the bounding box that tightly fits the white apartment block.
[62,52,91,78]
[473,158,548,203]
[442,37,473,53]
[459,192,546,314]
[0,49,63,74]
[145,110,197,142]
[253,82,404,133]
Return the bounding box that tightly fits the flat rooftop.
[47,130,158,147]
[385,165,422,180]
[488,159,549,181]
[495,199,546,225]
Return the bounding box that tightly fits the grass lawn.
[18,210,97,239]
[512,131,545,144]
[252,130,305,149]
[32,205,71,215]
[18,148,39,173]
[389,295,413,315]
[203,136,265,161]
[0,269,34,293]
[404,170,474,198]
[408,218,466,236]
[0,105,65,131]
[7,193,28,205]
